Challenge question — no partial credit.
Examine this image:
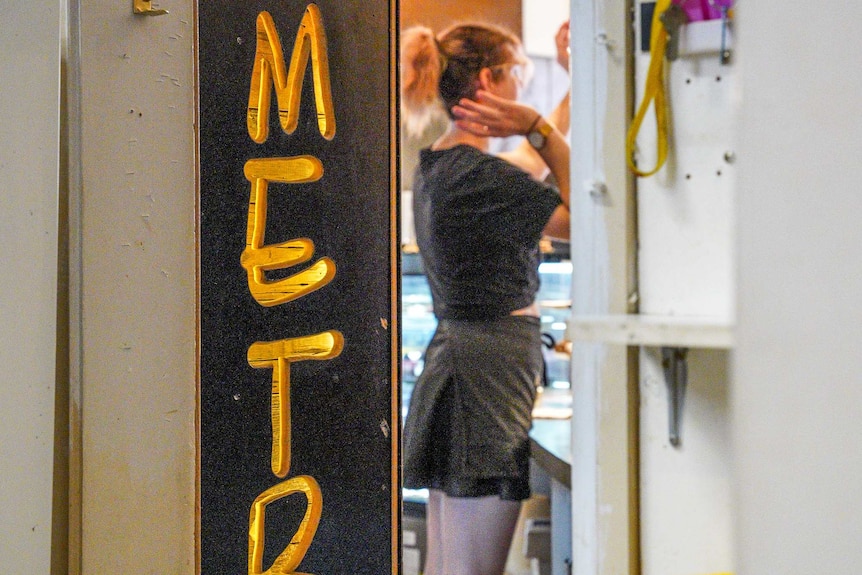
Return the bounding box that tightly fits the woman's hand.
[451,90,540,139]
[555,20,570,72]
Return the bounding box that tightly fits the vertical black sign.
[198,2,398,574]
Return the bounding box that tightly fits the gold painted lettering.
[248,475,323,575]
[241,156,335,307]
[248,331,344,478]
[247,5,336,143]
[242,5,341,573]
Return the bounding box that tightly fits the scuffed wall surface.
[76,0,197,572]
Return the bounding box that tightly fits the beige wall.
[72,0,197,572]
[400,0,521,36]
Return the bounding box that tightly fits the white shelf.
[568,314,735,349]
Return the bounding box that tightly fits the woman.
[401,20,571,575]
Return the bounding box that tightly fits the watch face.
[528,130,545,149]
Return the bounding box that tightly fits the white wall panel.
[0,1,61,572]
[632,3,736,573]
[733,3,862,573]
[634,12,736,320]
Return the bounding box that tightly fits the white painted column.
[0,2,61,572]
[568,1,637,574]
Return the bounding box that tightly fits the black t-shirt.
[413,145,562,320]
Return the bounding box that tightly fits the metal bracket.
[661,347,688,447]
[133,0,168,16]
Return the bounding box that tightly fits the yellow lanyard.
[627,0,672,177]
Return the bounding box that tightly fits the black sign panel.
[199,2,398,573]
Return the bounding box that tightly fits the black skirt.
[402,315,543,501]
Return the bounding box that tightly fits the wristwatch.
[527,117,553,150]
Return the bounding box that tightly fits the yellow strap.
[627,0,672,177]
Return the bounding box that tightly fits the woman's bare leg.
[439,493,521,575]
[423,489,444,575]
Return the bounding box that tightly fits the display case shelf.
[568,314,735,349]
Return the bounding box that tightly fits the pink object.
[672,0,732,22]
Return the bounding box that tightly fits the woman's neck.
[431,123,489,152]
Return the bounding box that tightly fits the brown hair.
[401,22,521,136]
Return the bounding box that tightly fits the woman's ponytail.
[401,26,446,137]
[401,22,521,137]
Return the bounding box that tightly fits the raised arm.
[452,89,570,240]
[498,20,571,181]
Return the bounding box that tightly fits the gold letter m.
[247,4,336,144]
